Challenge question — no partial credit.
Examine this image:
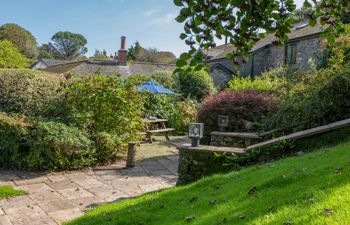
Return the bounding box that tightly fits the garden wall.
[178,120,350,185]
[210,132,263,148]
[177,145,245,185]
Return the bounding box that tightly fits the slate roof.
[43,60,176,78]
[207,23,325,61]
[32,59,72,68]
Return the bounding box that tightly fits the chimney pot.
[118,36,128,66]
[121,36,126,50]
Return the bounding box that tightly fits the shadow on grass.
[66,141,350,225]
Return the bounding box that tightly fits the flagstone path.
[0,137,187,225]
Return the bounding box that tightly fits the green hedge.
[0,69,65,117]
[0,112,94,170]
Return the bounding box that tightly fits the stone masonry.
[208,35,323,88]
[210,132,263,148]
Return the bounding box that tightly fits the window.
[285,44,297,65]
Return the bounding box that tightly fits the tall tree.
[0,23,38,59]
[93,49,109,60]
[0,40,29,68]
[128,41,142,61]
[290,6,314,23]
[174,0,350,72]
[128,41,176,64]
[38,43,60,59]
[51,31,88,60]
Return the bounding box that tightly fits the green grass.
[0,185,26,198]
[67,141,350,225]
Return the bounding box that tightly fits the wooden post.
[126,142,137,168]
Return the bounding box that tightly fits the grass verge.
[0,185,26,198]
[67,140,350,225]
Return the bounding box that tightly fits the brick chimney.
[118,36,128,66]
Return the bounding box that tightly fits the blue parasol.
[138,81,176,95]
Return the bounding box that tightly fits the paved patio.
[0,137,185,225]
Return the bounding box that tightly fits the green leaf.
[180,33,187,40]
[180,53,191,60]
[176,15,187,23]
[176,59,188,67]
[173,0,183,7]
[173,68,183,74]
[226,53,234,60]
[309,18,317,27]
[189,58,198,67]
[194,65,203,71]
[303,0,312,8]
[327,35,335,44]
[194,17,202,26]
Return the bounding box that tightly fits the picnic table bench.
[143,119,175,143]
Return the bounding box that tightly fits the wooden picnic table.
[142,118,175,143]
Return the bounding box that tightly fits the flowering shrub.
[143,94,197,134]
[169,99,198,133]
[198,91,277,143]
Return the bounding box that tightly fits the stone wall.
[292,37,323,72]
[177,145,245,185]
[252,36,322,76]
[267,45,285,69]
[210,132,263,148]
[178,123,350,185]
[210,67,233,89]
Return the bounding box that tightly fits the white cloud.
[145,9,158,17]
[150,13,176,26]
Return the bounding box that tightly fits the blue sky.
[0,0,305,57]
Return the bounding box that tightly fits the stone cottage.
[38,37,176,78]
[205,23,325,88]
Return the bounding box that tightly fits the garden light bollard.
[218,115,229,132]
[188,123,204,147]
[126,142,137,168]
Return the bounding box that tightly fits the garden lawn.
[67,141,350,225]
[0,185,26,198]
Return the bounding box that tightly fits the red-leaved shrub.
[197,91,277,143]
